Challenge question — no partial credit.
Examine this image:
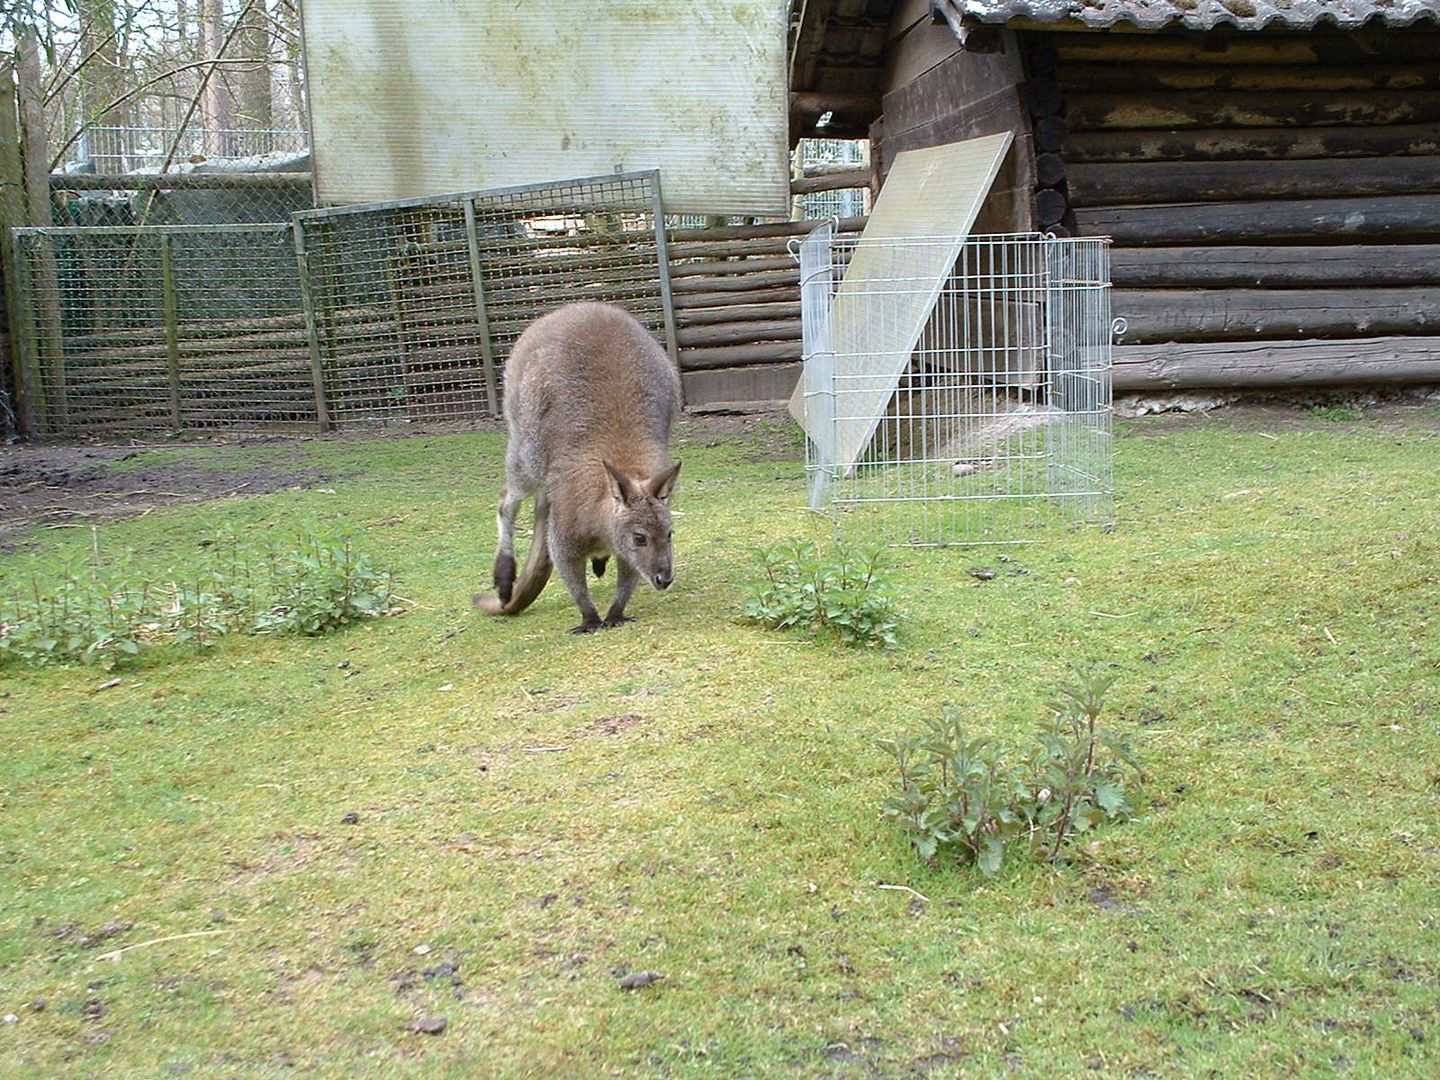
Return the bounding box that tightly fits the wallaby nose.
[654,571,673,590]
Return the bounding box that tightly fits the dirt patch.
[0,441,331,551]
[1120,390,1440,438]
[576,712,646,738]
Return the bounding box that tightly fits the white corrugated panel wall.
[300,0,791,217]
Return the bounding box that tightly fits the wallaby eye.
[633,533,648,546]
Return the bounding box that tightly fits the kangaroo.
[473,302,682,634]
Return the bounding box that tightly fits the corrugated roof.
[943,0,1440,32]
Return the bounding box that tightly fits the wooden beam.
[790,168,870,195]
[1056,61,1440,94]
[678,341,803,370]
[676,319,801,349]
[1068,157,1440,207]
[1111,245,1440,288]
[668,217,866,244]
[675,301,801,327]
[1113,287,1440,343]
[1051,34,1440,68]
[1112,336,1440,390]
[1064,122,1440,163]
[1077,194,1440,245]
[1066,90,1440,132]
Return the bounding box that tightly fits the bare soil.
[0,439,329,552]
[3,398,1434,550]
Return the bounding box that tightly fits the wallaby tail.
[474,501,554,616]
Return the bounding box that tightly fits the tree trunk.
[237,2,273,132]
[201,0,232,156]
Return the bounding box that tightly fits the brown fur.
[472,302,682,633]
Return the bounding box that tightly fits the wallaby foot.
[592,556,608,579]
[570,616,605,635]
[493,552,517,604]
[602,614,635,629]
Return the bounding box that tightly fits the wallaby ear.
[603,460,641,506]
[647,461,682,504]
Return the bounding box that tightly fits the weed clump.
[744,540,899,649]
[0,527,402,667]
[881,668,1142,875]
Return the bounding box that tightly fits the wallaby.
[473,302,682,634]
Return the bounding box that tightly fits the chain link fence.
[51,169,314,228]
[294,170,673,426]
[12,223,313,436]
[11,172,675,436]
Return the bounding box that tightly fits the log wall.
[666,216,866,409]
[1043,27,1440,390]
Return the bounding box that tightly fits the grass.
[1,409,1438,1078]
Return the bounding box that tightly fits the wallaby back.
[475,302,682,626]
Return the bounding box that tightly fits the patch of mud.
[0,442,331,551]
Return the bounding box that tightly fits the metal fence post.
[160,232,182,429]
[461,198,500,415]
[292,217,333,431]
[650,175,681,384]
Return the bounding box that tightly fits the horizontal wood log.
[670,269,797,294]
[667,255,798,277]
[675,301,801,327]
[676,319,801,349]
[1050,34,1440,68]
[1111,245,1440,288]
[1056,62,1440,94]
[1113,287,1440,343]
[790,90,880,116]
[667,216,866,243]
[672,286,801,311]
[1066,90,1440,132]
[1077,194,1440,245]
[1064,122,1440,163]
[790,169,870,195]
[1112,336,1440,390]
[51,172,311,190]
[678,340,803,370]
[1068,157,1440,207]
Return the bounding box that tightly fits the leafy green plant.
[744,540,900,648]
[0,527,402,668]
[255,536,398,636]
[881,668,1142,875]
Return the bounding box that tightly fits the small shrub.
[881,668,1142,875]
[0,527,402,668]
[744,540,899,648]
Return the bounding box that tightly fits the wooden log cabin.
[778,0,1440,398]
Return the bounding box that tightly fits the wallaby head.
[603,460,681,591]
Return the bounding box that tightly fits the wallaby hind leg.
[493,483,529,604]
[556,555,605,634]
[603,559,640,628]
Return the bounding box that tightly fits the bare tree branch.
[47,54,265,170]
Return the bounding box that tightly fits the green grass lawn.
[2,407,1438,1078]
